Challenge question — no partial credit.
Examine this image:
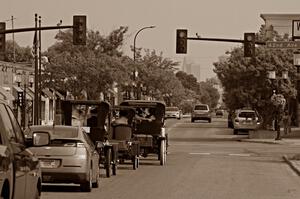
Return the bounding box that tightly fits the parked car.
[165,106,182,120]
[232,109,261,135]
[0,99,42,199]
[25,125,100,192]
[215,109,224,117]
[191,104,212,123]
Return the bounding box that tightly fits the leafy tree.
[5,40,32,62]
[213,25,296,128]
[45,27,131,100]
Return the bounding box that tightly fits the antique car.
[24,125,100,192]
[0,99,42,199]
[120,100,167,166]
[110,106,140,169]
[57,100,118,178]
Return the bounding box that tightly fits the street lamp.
[133,26,156,61]
[15,72,34,129]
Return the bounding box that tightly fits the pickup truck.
[0,100,42,199]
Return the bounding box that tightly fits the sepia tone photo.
[1,0,300,198]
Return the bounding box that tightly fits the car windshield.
[194,105,208,110]
[239,112,256,118]
[166,107,179,111]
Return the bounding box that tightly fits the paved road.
[41,117,300,199]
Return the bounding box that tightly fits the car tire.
[80,170,92,192]
[233,129,238,135]
[92,169,99,188]
[208,119,211,123]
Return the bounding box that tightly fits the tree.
[45,27,131,100]
[5,40,32,62]
[213,26,296,128]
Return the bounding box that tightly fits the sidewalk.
[240,127,300,176]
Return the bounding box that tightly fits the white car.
[233,109,261,135]
[165,107,182,120]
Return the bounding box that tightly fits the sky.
[1,0,300,81]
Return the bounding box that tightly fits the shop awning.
[0,87,15,101]
[49,89,65,99]
[42,88,55,99]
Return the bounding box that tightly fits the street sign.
[292,20,300,40]
[266,41,300,49]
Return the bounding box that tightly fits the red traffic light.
[244,33,255,58]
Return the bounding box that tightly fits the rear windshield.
[30,128,79,139]
[194,105,208,110]
[238,112,256,118]
[166,107,179,111]
[49,139,82,147]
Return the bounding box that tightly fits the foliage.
[5,40,32,62]
[213,25,296,128]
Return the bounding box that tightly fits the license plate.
[40,159,59,168]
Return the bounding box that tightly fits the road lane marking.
[228,153,252,157]
[189,152,211,155]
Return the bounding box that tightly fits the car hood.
[29,146,78,156]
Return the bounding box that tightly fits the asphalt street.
[41,117,300,199]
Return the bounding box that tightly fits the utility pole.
[38,16,42,124]
[11,16,16,62]
[34,14,39,125]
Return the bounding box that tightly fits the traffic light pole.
[187,37,266,45]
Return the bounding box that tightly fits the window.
[239,112,256,118]
[194,105,208,111]
[0,104,17,142]
[6,105,24,144]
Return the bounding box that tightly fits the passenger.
[135,107,156,122]
[112,110,128,125]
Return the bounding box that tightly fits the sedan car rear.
[165,107,182,119]
[25,125,100,192]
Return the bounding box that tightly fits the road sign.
[293,20,300,40]
[266,41,300,49]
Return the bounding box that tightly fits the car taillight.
[77,143,85,148]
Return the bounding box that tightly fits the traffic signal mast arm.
[187,36,266,45]
[0,25,73,34]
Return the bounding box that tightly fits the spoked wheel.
[105,147,112,178]
[112,162,117,175]
[132,156,138,170]
[160,139,166,166]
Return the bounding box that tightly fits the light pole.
[133,26,156,61]
[133,26,155,100]
[294,50,300,126]
[15,72,34,129]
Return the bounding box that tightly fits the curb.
[238,139,282,145]
[283,155,300,176]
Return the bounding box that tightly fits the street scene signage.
[292,20,300,39]
[266,41,300,49]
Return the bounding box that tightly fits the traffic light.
[0,22,5,60]
[244,33,255,58]
[17,91,24,107]
[73,15,86,45]
[176,29,187,54]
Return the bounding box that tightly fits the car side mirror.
[33,132,50,147]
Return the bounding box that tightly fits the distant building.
[181,57,201,81]
[260,14,300,37]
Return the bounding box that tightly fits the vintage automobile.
[58,100,118,178]
[110,106,140,169]
[25,125,100,192]
[0,99,42,199]
[120,100,167,166]
[165,106,182,120]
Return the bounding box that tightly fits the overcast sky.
[1,0,300,81]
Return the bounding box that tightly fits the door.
[6,105,40,199]
[0,104,26,199]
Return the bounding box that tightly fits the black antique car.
[110,106,140,169]
[120,100,167,166]
[57,100,118,177]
